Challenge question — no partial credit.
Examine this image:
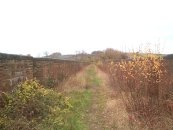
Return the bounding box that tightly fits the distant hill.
[44,52,79,61]
[163,54,173,60]
[45,52,61,58]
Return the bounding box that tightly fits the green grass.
[85,64,102,87]
[61,65,102,130]
[62,90,92,130]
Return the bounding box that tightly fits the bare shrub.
[98,52,173,129]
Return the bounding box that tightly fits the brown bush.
[98,53,173,129]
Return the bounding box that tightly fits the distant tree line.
[77,48,129,62]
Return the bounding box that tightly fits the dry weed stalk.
[98,52,173,129]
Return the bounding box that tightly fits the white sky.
[0,0,173,56]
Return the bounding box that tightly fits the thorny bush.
[0,80,72,130]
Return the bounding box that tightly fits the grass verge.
[85,64,102,88]
[62,65,102,130]
[62,90,92,130]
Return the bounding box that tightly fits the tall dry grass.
[98,52,173,129]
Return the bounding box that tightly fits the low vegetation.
[85,65,102,88]
[64,90,92,130]
[63,65,102,130]
[45,62,87,88]
[0,65,102,130]
[0,80,72,130]
[0,80,92,130]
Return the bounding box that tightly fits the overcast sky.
[0,0,173,56]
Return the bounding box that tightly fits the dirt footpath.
[85,68,130,130]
